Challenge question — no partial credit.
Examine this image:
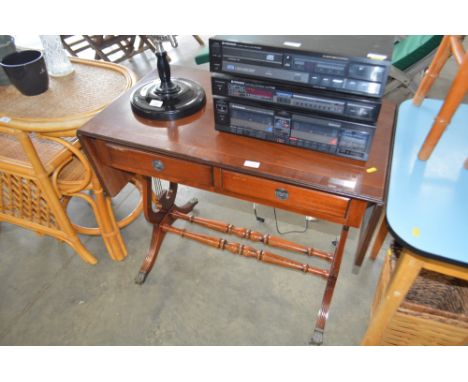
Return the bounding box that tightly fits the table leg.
[310,225,349,345]
[353,203,384,271]
[135,177,198,284]
[135,215,173,284]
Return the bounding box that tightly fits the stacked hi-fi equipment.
[209,36,394,161]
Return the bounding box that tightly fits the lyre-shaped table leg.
[174,198,199,214]
[135,215,173,284]
[135,176,198,284]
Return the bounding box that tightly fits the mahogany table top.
[79,65,396,204]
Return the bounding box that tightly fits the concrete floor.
[0,36,463,345]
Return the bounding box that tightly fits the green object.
[195,47,209,65]
[392,35,443,71]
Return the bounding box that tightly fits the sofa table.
[78,65,396,344]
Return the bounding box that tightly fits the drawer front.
[105,143,213,189]
[222,170,350,223]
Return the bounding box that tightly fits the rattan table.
[0,57,135,130]
[0,57,138,264]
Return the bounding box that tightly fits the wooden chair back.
[412,36,468,166]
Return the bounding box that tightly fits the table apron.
[92,139,367,228]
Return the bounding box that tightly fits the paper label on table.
[367,53,387,61]
[366,167,378,174]
[244,160,260,168]
[0,116,11,123]
[283,41,302,48]
[149,100,163,108]
[412,227,421,237]
[329,177,356,189]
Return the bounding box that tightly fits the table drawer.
[222,170,350,222]
[104,143,213,189]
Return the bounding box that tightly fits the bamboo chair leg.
[48,200,97,264]
[89,176,127,261]
[370,215,389,260]
[361,249,423,345]
[117,178,144,228]
[413,36,452,106]
[65,235,98,264]
[418,56,468,161]
[62,179,143,234]
[104,196,127,259]
[16,130,97,265]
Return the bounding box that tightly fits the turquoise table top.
[387,99,468,267]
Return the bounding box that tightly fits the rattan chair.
[0,58,142,264]
[60,35,156,63]
[61,35,204,63]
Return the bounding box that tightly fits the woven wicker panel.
[0,132,75,168]
[0,62,128,119]
[381,311,468,345]
[391,242,468,317]
[372,244,468,345]
[57,156,86,182]
[0,172,57,228]
[405,269,468,314]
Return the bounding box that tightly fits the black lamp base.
[130,77,206,121]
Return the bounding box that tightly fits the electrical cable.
[273,208,309,235]
[253,203,265,222]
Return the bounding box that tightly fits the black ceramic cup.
[0,50,49,96]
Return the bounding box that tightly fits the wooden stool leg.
[354,204,383,268]
[418,56,468,161]
[413,36,452,106]
[361,249,423,345]
[370,214,389,260]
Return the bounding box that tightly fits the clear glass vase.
[39,35,74,77]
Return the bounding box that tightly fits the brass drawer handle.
[275,188,289,200]
[152,160,165,171]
